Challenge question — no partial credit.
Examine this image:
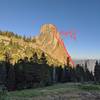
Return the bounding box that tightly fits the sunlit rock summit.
[36,24,73,66]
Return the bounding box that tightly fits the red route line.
[51,31,74,66]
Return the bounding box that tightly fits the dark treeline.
[0,30,33,42]
[0,51,99,91]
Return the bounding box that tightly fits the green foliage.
[79,84,100,91]
[0,89,7,100]
[6,83,100,100]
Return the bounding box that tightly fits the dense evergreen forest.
[0,51,100,91]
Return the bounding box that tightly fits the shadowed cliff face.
[36,24,73,66]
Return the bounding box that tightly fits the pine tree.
[67,57,70,67]
[84,61,94,82]
[39,52,50,86]
[30,52,41,85]
[4,51,15,90]
[56,66,63,82]
[40,52,47,64]
[75,64,85,82]
[4,51,12,82]
[94,61,100,82]
[14,59,25,89]
[30,52,38,63]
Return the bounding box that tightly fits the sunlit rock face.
[0,24,73,66]
[37,24,73,66]
[39,24,58,50]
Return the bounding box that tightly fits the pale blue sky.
[0,0,100,59]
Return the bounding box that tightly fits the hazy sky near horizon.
[0,0,100,59]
